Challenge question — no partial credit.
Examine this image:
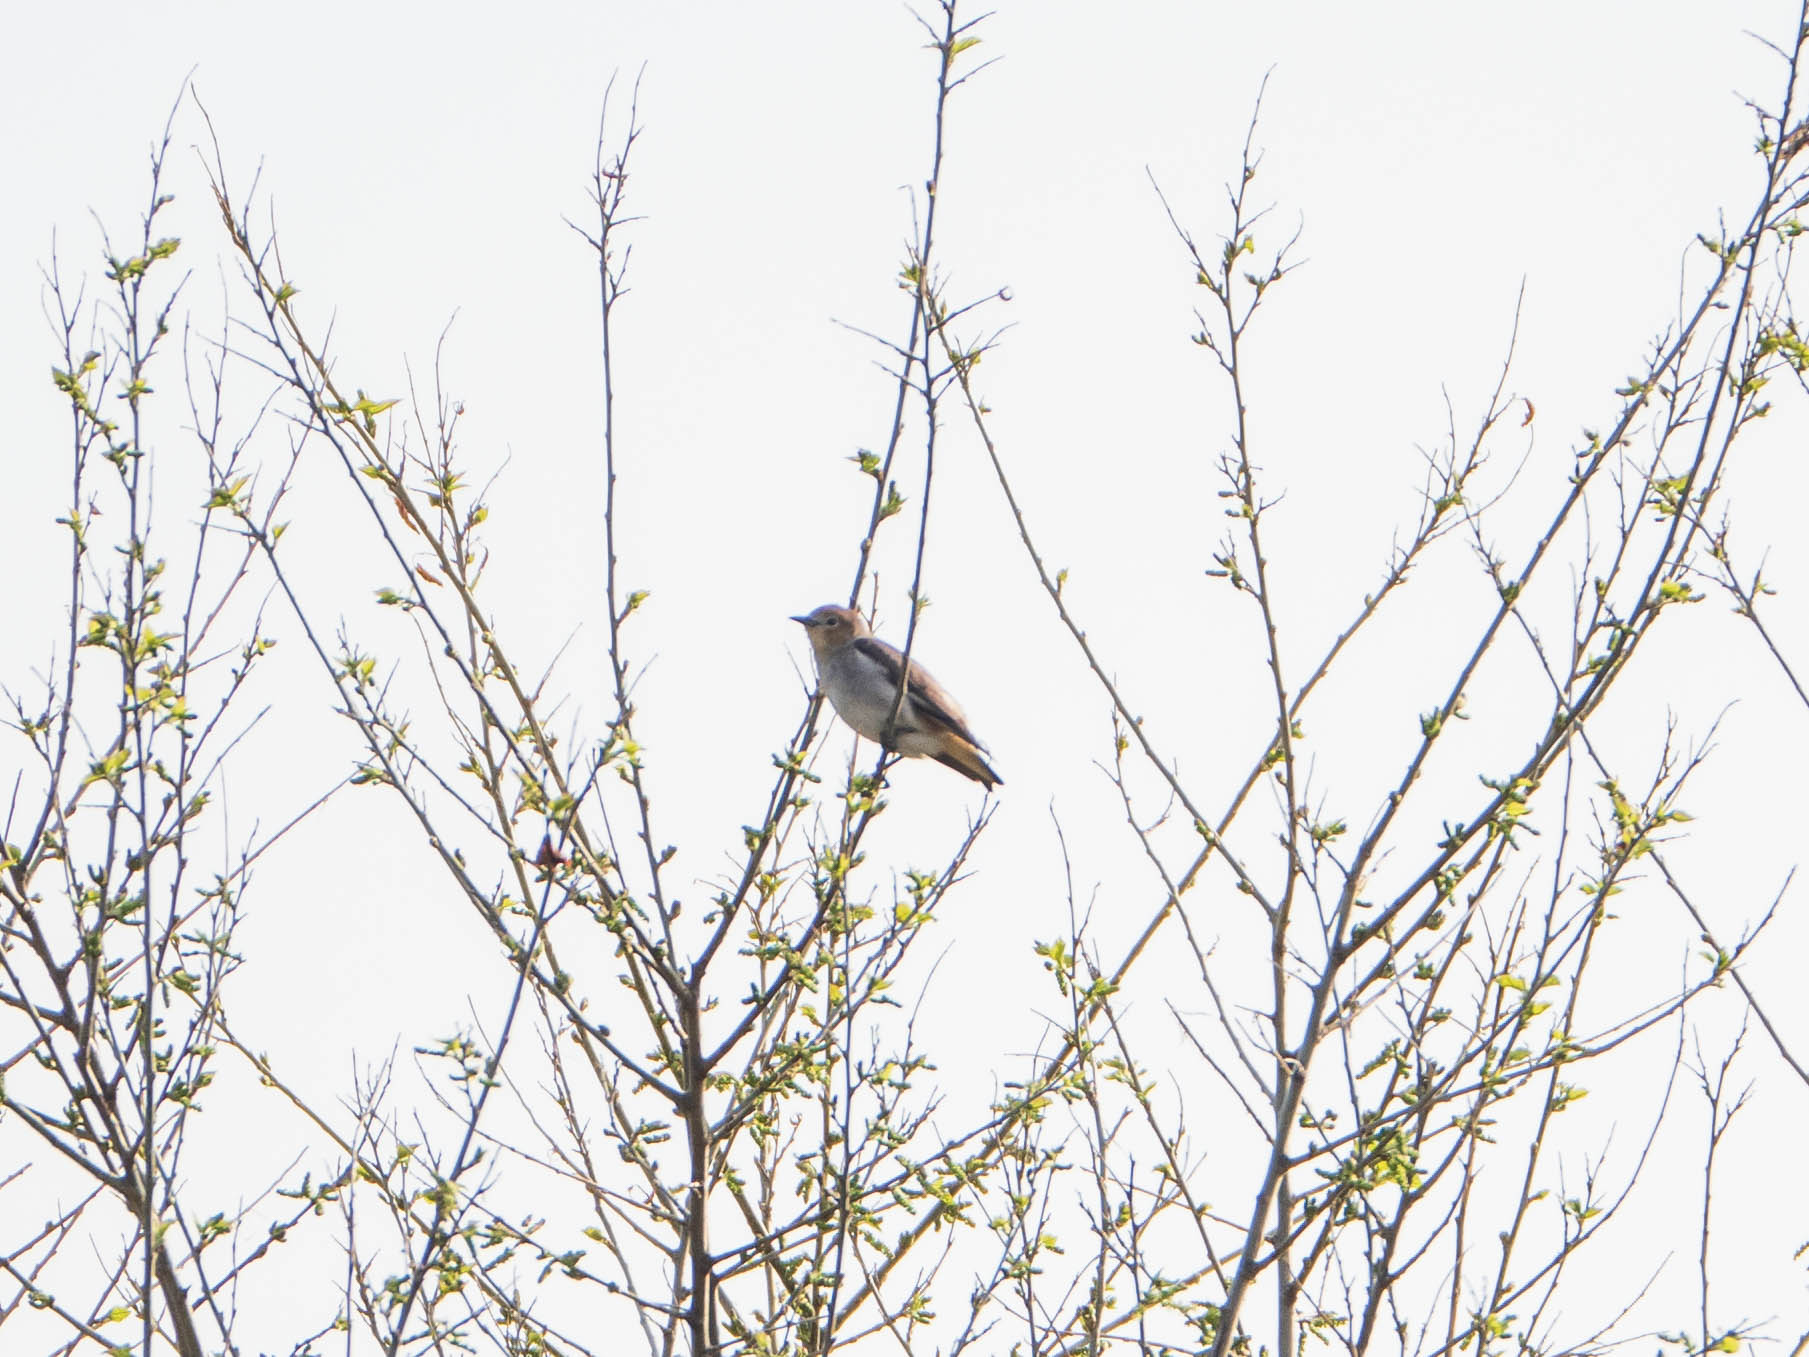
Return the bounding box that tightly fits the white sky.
[4,1,1807,1350]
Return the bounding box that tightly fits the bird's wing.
[849,636,985,748]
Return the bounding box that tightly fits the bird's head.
[791,604,870,656]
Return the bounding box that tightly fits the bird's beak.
[790,614,813,627]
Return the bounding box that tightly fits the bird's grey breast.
[822,643,914,742]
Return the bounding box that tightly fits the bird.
[792,604,1002,790]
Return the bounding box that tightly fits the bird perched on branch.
[792,604,1002,790]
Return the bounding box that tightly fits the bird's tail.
[934,739,1002,790]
